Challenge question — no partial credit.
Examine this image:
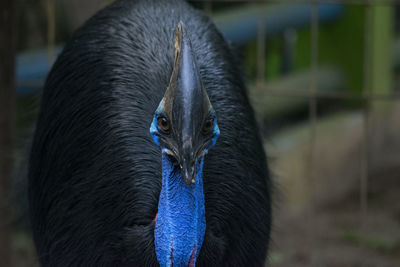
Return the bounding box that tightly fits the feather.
[28,0,271,266]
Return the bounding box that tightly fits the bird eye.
[157,117,170,132]
[202,118,214,133]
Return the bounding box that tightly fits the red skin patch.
[154,215,196,267]
[170,247,174,267]
[188,245,197,267]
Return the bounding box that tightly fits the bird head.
[150,22,219,185]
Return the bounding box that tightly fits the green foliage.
[341,229,400,253]
[295,6,366,93]
[242,5,368,100]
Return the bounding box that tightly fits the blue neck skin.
[154,153,206,267]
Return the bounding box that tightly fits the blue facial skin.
[150,106,219,267]
[155,154,205,267]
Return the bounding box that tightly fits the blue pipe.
[16,47,62,96]
[214,3,343,45]
[16,4,343,96]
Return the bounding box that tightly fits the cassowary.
[28,0,271,266]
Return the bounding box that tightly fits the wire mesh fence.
[200,0,398,205]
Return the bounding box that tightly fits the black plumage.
[28,0,271,266]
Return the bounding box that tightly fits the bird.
[28,0,271,266]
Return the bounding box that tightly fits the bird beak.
[181,156,197,185]
[159,22,211,186]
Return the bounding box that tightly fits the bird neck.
[154,153,206,267]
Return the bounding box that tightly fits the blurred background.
[1,0,400,266]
